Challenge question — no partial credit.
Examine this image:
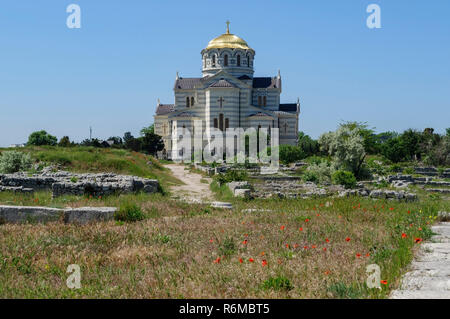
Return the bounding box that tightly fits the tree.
[319,123,366,177]
[58,136,72,147]
[399,129,421,160]
[123,132,134,144]
[446,128,450,138]
[297,132,320,157]
[140,124,155,136]
[107,136,123,145]
[340,121,378,155]
[140,132,164,155]
[381,137,407,163]
[278,145,306,164]
[27,130,57,146]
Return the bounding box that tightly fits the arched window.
[225,118,229,129]
[224,54,228,66]
[186,97,190,107]
[237,55,241,66]
[258,96,262,106]
[247,56,250,66]
[191,97,195,106]
[263,96,267,107]
[214,118,218,128]
[212,55,216,67]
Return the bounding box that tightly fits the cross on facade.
[217,97,225,108]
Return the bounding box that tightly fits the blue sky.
[0,0,449,147]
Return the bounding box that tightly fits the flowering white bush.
[0,151,32,173]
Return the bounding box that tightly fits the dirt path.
[390,221,450,299]
[164,164,214,203]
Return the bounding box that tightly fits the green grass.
[1,146,181,192]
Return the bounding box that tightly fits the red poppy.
[356,253,361,258]
[325,238,330,243]
[305,219,310,223]
[316,213,320,217]
[293,244,299,249]
[303,246,308,250]
[244,234,248,237]
[280,225,285,230]
[260,251,265,256]
[345,237,351,242]
[239,258,243,263]
[242,240,248,245]
[213,257,221,264]
[389,207,394,211]
[324,271,330,275]
[285,244,290,248]
[407,210,411,214]
[366,253,370,257]
[418,227,422,231]
[415,238,423,244]
[262,260,268,267]
[311,245,317,249]
[380,280,388,285]
[401,233,407,238]
[249,258,254,263]
[323,247,327,251]
[209,239,214,243]
[299,227,303,231]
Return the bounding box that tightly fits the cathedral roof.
[174,77,203,90]
[279,103,297,113]
[205,22,253,52]
[209,79,236,88]
[253,77,280,89]
[155,104,175,115]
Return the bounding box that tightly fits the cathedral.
[154,22,300,158]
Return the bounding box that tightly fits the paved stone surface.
[391,222,450,299]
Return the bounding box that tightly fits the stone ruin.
[0,170,159,198]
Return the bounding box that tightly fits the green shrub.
[327,282,365,299]
[278,145,306,164]
[332,170,357,189]
[0,151,32,173]
[303,161,333,183]
[214,169,248,186]
[262,276,293,291]
[114,202,145,222]
[402,167,414,175]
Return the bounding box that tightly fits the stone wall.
[0,171,159,197]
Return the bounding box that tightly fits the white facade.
[154,26,300,157]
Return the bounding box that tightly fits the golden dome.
[205,22,253,51]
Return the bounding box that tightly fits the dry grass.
[0,194,448,299]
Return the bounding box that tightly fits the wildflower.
[324,271,330,275]
[407,210,411,214]
[389,207,394,211]
[249,258,254,263]
[356,253,361,258]
[418,227,422,231]
[366,253,370,257]
[209,239,214,243]
[280,225,285,230]
[380,280,388,285]
[262,259,268,267]
[325,238,330,243]
[293,244,299,249]
[345,237,351,242]
[242,240,248,245]
[311,245,317,249]
[213,257,221,264]
[316,213,320,217]
[401,233,407,239]
[239,258,243,263]
[305,218,310,223]
[323,247,327,251]
[285,244,290,248]
[299,227,303,231]
[303,246,308,250]
[244,234,248,237]
[414,238,423,244]
[260,251,265,256]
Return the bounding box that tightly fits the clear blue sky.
[1,0,449,147]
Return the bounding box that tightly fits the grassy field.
[0,191,448,298]
[0,146,181,192]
